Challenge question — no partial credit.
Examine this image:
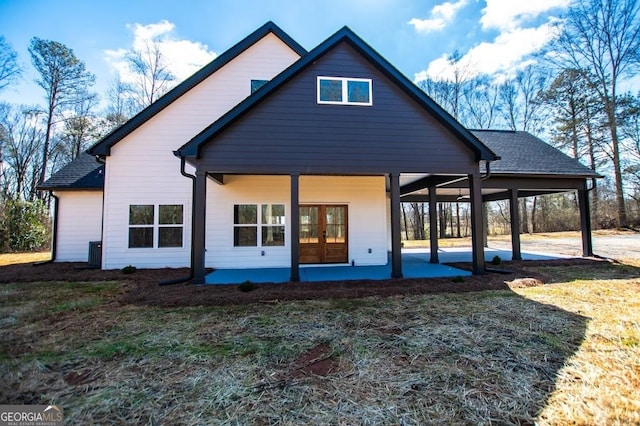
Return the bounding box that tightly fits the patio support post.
[428,186,439,263]
[578,186,594,257]
[290,173,300,281]
[469,172,486,274]
[390,173,403,278]
[193,169,207,284]
[509,189,522,260]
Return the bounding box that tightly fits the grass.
[0,251,50,266]
[1,261,639,424]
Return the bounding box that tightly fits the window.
[234,204,257,247]
[129,205,154,248]
[159,205,183,247]
[234,204,285,247]
[317,76,372,105]
[262,204,285,246]
[128,204,184,248]
[251,79,268,93]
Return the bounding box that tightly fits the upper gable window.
[317,77,372,106]
[251,79,269,93]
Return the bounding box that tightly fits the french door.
[299,205,348,264]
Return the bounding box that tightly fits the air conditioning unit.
[88,241,102,268]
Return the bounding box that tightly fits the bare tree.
[550,0,640,227]
[463,77,501,129]
[55,92,99,164]
[0,36,21,91]
[498,65,548,133]
[0,104,45,200]
[127,39,175,110]
[28,37,95,187]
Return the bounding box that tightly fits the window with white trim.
[128,204,184,248]
[317,76,372,105]
[234,204,285,247]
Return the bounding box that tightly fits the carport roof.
[471,130,600,178]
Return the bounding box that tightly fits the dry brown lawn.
[1,253,638,424]
[0,251,49,266]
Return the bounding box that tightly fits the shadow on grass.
[0,262,597,423]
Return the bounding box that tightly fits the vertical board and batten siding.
[198,42,478,175]
[54,191,103,261]
[102,34,301,269]
[206,175,388,269]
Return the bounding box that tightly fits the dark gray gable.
[179,26,497,165]
[471,130,600,177]
[39,152,104,190]
[88,21,306,156]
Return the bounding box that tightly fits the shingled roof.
[39,152,104,190]
[471,129,600,178]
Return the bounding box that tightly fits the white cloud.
[105,20,216,85]
[415,20,560,82]
[409,0,468,33]
[413,0,570,84]
[480,0,570,31]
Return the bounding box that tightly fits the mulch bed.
[0,258,605,307]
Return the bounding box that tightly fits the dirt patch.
[0,257,614,307]
[507,277,544,288]
[292,343,339,377]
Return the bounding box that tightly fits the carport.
[399,130,601,263]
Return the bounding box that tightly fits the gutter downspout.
[34,191,59,266]
[159,154,196,286]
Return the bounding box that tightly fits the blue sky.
[0,0,571,108]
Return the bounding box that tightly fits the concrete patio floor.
[205,247,568,285]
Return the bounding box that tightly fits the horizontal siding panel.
[102,34,301,269]
[55,192,103,262]
[205,175,388,269]
[199,42,477,175]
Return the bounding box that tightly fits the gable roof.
[470,130,600,178]
[178,26,497,162]
[39,152,104,190]
[88,21,306,156]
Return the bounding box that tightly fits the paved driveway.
[490,233,640,260]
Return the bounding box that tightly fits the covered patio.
[205,247,566,285]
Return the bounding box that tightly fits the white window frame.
[317,76,373,106]
[233,203,286,248]
[128,204,184,249]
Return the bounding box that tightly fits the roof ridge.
[178,25,497,162]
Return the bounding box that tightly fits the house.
[39,22,599,284]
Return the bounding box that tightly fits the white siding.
[206,175,388,269]
[54,191,103,262]
[102,34,301,269]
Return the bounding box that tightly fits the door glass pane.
[300,207,319,243]
[325,207,346,243]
